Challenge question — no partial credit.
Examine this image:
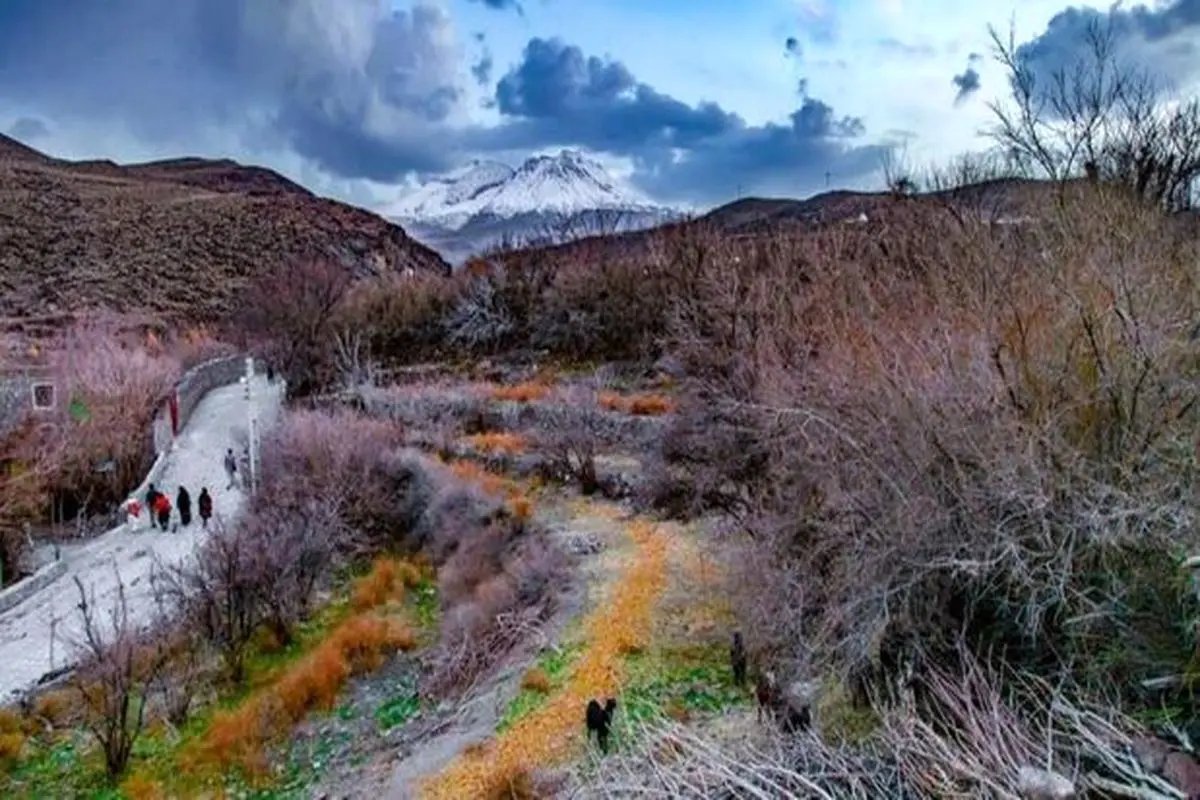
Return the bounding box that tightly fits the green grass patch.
[0,563,433,799]
[497,640,584,732]
[618,641,749,735]
[375,693,420,731]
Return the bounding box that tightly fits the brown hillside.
[0,135,448,324]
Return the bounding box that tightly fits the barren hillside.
[0,135,448,323]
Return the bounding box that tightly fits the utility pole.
[243,357,258,495]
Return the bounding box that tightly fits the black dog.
[586,698,618,754]
[730,631,747,687]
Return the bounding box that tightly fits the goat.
[586,697,618,754]
[730,631,747,687]
[755,670,777,724]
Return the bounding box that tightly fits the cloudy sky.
[1,0,1198,211]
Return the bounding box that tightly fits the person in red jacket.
[152,491,172,532]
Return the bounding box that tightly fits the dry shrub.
[490,381,552,403]
[598,391,676,416]
[461,431,526,455]
[32,688,77,728]
[30,317,180,523]
[423,482,567,697]
[449,460,517,498]
[351,557,410,611]
[520,668,552,694]
[336,272,463,363]
[193,612,414,774]
[255,409,423,550]
[0,706,24,764]
[120,774,166,800]
[661,193,1200,705]
[626,393,675,416]
[0,731,23,765]
[524,246,676,360]
[507,494,534,523]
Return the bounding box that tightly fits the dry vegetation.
[2,19,1199,798]
[0,137,447,324]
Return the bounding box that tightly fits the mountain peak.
[386,150,661,229]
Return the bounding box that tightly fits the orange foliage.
[628,394,676,416]
[597,391,676,416]
[507,494,534,522]
[490,382,551,403]
[32,689,76,727]
[352,559,401,611]
[462,432,526,455]
[0,732,23,764]
[423,522,669,797]
[520,668,552,694]
[121,774,166,800]
[449,460,516,498]
[189,613,416,774]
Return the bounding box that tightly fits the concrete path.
[0,374,284,699]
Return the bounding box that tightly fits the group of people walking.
[142,483,213,532]
[133,446,244,533]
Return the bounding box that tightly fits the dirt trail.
[419,513,669,798]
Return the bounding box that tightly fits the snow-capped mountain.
[385,150,681,264]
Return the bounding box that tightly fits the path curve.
[0,374,284,699]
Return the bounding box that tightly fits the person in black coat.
[144,483,161,531]
[176,486,192,528]
[197,488,213,529]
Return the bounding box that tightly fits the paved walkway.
[0,374,283,698]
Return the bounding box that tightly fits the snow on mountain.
[386,150,681,264]
[387,150,666,229]
[386,159,514,229]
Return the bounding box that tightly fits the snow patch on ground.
[0,374,284,699]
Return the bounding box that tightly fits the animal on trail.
[730,631,747,686]
[755,670,778,723]
[586,697,618,754]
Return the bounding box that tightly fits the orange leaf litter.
[420,521,669,799]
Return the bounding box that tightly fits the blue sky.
[1,0,1198,210]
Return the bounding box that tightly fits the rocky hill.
[0,136,448,324]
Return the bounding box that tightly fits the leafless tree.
[238,257,353,398]
[987,18,1200,210]
[244,498,349,647]
[69,572,167,780]
[330,327,377,392]
[534,386,603,495]
[157,521,264,684]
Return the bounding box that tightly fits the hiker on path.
[198,488,213,529]
[223,448,238,489]
[144,484,162,531]
[176,486,192,528]
[152,490,172,532]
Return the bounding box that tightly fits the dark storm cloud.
[0,0,465,180]
[480,38,887,205]
[471,32,494,87]
[468,0,524,12]
[952,52,982,104]
[6,117,48,141]
[1014,0,1200,98]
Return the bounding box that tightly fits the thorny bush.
[247,408,568,697]
[655,190,1200,713]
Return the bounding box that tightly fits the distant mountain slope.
[386,149,680,264]
[0,134,448,323]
